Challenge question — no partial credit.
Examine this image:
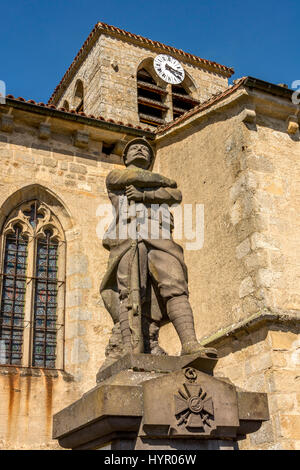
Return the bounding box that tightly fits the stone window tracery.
[0,200,65,369]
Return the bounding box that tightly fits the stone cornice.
[200,310,300,348]
[0,97,155,141]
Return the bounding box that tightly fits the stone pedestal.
[53,353,269,450]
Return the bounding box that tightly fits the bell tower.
[49,22,234,129]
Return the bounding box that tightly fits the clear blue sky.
[1,0,300,103]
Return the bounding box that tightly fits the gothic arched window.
[73,80,84,112]
[63,100,70,111]
[0,200,65,369]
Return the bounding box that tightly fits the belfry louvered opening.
[172,84,199,120]
[137,68,167,127]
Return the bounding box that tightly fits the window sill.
[0,365,74,382]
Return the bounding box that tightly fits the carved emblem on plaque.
[174,383,215,431]
[184,367,197,382]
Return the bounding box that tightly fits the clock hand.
[165,64,182,78]
[165,65,181,76]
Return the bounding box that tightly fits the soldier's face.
[125,144,151,169]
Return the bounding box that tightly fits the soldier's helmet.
[122,137,155,169]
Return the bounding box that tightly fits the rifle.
[128,199,144,353]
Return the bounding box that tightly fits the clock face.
[153,54,185,85]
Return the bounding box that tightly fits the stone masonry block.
[0,115,13,133]
[0,148,10,158]
[14,152,34,164]
[39,122,51,140]
[239,108,257,125]
[236,238,251,259]
[66,253,88,275]
[269,331,299,351]
[59,162,68,171]
[43,157,57,168]
[286,115,299,135]
[255,268,282,288]
[68,308,92,321]
[241,154,274,173]
[279,415,300,440]
[268,393,296,414]
[268,370,300,393]
[230,171,257,203]
[239,276,255,298]
[66,290,82,308]
[70,338,89,365]
[69,163,87,175]
[250,232,279,251]
[249,419,274,446]
[74,130,89,149]
[235,214,268,242]
[243,250,269,272]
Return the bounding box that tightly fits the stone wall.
[155,89,300,450]
[242,118,300,314]
[0,369,74,449]
[0,114,123,448]
[155,91,300,346]
[56,33,228,127]
[212,324,300,450]
[155,100,249,352]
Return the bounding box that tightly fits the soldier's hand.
[125,185,144,201]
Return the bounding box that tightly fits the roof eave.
[155,76,299,137]
[1,97,155,139]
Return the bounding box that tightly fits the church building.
[0,22,299,450]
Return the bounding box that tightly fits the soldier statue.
[100,137,217,362]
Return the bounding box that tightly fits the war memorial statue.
[100,137,217,361]
[53,138,269,450]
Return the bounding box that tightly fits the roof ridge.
[97,22,234,73]
[48,22,234,104]
[156,77,248,134]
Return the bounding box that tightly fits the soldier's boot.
[119,298,133,353]
[167,295,218,358]
[142,317,167,355]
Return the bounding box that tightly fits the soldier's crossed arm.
[143,187,182,205]
[106,168,177,190]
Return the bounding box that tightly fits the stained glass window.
[32,231,58,368]
[0,225,28,365]
[0,200,65,369]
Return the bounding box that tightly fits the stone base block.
[53,353,269,450]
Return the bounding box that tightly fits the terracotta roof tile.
[48,22,234,104]
[3,94,154,134]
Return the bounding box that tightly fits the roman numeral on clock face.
[154,54,185,85]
